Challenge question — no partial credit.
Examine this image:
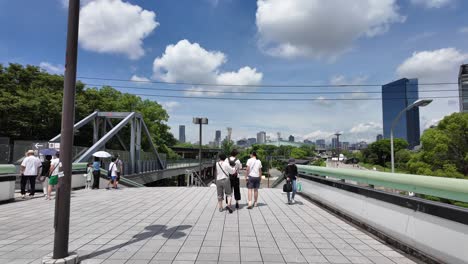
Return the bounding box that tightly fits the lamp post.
[193,117,208,183]
[390,99,432,173]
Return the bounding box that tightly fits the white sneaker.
[291,199,295,203]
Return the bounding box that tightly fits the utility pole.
[334,132,342,161]
[193,117,208,183]
[52,0,80,261]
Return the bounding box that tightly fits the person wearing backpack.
[216,153,235,213]
[284,158,298,204]
[227,149,242,209]
[106,157,118,190]
[39,155,52,198]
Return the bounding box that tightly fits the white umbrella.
[92,151,112,158]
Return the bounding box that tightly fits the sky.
[1,0,467,144]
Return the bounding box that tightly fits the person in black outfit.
[40,155,52,198]
[92,157,101,189]
[284,158,299,204]
[227,149,242,209]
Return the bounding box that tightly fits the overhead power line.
[83,82,459,95]
[78,76,458,88]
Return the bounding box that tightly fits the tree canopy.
[0,63,176,153]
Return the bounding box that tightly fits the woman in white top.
[246,151,262,209]
[216,153,235,213]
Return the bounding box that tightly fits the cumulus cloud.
[459,27,468,34]
[153,39,263,96]
[302,130,335,140]
[130,75,150,82]
[39,62,64,74]
[410,0,453,8]
[256,0,404,59]
[161,101,180,112]
[79,0,159,60]
[397,48,468,82]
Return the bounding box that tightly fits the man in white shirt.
[20,150,41,198]
[216,153,235,213]
[106,157,118,190]
[246,151,262,209]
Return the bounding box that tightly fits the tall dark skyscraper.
[215,130,221,142]
[179,125,186,143]
[459,64,468,113]
[376,134,383,142]
[382,78,420,148]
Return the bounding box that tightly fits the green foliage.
[221,140,235,156]
[312,159,326,167]
[362,138,408,167]
[290,148,307,159]
[0,63,176,154]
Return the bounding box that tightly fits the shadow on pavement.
[79,224,192,261]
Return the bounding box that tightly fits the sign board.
[49,142,60,151]
[31,142,48,156]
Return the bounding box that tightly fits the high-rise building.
[214,130,221,147]
[248,138,257,146]
[342,142,349,151]
[331,138,340,150]
[179,125,186,143]
[257,131,266,144]
[316,139,326,149]
[382,78,421,148]
[459,64,468,113]
[376,134,383,142]
[288,135,295,142]
[303,139,313,145]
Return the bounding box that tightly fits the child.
[84,163,93,190]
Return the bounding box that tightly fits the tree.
[408,113,467,177]
[221,139,235,156]
[290,148,307,159]
[362,138,408,166]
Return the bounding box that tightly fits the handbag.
[107,164,115,178]
[297,181,302,192]
[283,181,292,192]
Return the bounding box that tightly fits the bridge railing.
[297,165,468,203]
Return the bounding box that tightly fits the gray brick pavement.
[0,187,419,264]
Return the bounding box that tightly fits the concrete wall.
[300,179,468,264]
[0,180,15,202]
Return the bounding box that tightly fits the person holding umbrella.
[91,151,112,189]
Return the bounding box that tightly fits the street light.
[390,99,432,173]
[193,117,208,183]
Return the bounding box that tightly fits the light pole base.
[42,253,79,264]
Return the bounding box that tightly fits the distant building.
[342,142,349,151]
[316,139,326,149]
[376,134,383,142]
[248,138,257,145]
[215,130,221,147]
[356,141,368,150]
[303,139,313,145]
[179,125,186,143]
[288,135,295,142]
[331,138,340,150]
[382,78,421,148]
[236,139,248,147]
[257,131,266,144]
[459,64,468,113]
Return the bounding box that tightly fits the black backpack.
[228,157,238,178]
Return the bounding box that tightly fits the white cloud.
[316,96,334,107]
[350,122,382,133]
[255,0,404,59]
[130,75,150,82]
[302,130,335,140]
[410,0,453,8]
[459,27,468,34]
[79,0,159,60]
[330,75,368,86]
[397,48,468,82]
[39,62,64,74]
[161,101,180,112]
[153,39,263,96]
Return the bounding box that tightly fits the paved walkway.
[0,187,417,264]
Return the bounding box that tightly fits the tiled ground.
[0,187,418,264]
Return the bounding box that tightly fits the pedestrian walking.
[227,149,242,209]
[216,153,235,213]
[114,154,123,189]
[284,158,299,204]
[246,151,262,209]
[39,155,52,198]
[85,163,93,190]
[47,153,61,200]
[92,157,100,189]
[20,150,41,199]
[106,157,118,190]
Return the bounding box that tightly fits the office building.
[303,139,313,145]
[376,134,383,142]
[331,138,340,150]
[248,138,257,146]
[316,139,326,149]
[257,131,266,144]
[382,78,421,148]
[459,64,468,113]
[288,135,295,142]
[342,142,349,151]
[214,130,221,147]
[179,125,186,143]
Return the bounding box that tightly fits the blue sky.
[1,0,467,144]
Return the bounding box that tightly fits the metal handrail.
[297,165,468,203]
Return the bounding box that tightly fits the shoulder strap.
[217,162,228,177]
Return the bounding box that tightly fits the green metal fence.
[297,165,468,203]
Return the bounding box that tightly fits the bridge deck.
[0,188,418,264]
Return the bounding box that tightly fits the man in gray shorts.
[216,153,235,213]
